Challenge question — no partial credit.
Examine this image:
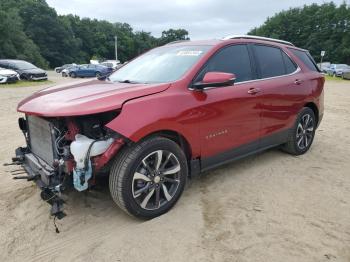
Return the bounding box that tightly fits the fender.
[106,88,202,157]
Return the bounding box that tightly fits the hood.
[17,80,170,117]
[0,68,18,76]
[19,68,46,74]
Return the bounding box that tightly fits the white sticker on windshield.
[176,51,203,56]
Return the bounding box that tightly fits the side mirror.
[192,72,236,90]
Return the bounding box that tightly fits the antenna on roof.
[222,35,294,46]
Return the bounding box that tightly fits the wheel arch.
[138,129,193,161]
[304,102,319,126]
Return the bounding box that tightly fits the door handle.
[294,79,303,85]
[247,88,261,95]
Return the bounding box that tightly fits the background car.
[69,64,113,78]
[317,62,331,73]
[55,63,76,73]
[0,59,47,80]
[100,60,120,70]
[326,64,350,77]
[0,67,19,84]
[341,70,350,80]
[61,64,80,77]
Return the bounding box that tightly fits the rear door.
[252,44,305,146]
[194,44,262,167]
[87,64,96,76]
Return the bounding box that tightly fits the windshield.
[109,45,211,84]
[337,64,349,69]
[12,61,36,70]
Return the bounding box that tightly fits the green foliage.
[159,29,190,45]
[249,2,350,64]
[0,0,190,68]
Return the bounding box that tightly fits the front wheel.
[109,137,188,219]
[282,107,316,155]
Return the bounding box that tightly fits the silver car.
[341,69,350,80]
[327,64,350,77]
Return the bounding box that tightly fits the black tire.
[282,107,316,155]
[70,72,76,78]
[20,74,28,80]
[109,136,188,219]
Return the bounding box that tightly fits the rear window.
[289,49,320,72]
[282,52,298,74]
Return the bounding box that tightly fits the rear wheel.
[109,137,188,219]
[282,107,316,155]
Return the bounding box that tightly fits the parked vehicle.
[69,64,113,78]
[0,59,47,80]
[100,60,120,70]
[10,36,324,219]
[326,64,350,77]
[0,67,19,84]
[341,70,350,80]
[317,62,331,73]
[61,65,80,77]
[55,63,76,73]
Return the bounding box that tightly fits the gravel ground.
[0,75,349,262]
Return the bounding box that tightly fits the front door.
[194,44,262,169]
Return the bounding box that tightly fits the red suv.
[10,36,324,219]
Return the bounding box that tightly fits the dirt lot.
[0,74,350,262]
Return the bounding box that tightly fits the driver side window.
[195,44,253,83]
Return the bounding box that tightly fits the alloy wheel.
[132,150,181,210]
[296,113,314,150]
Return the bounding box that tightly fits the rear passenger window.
[282,52,298,74]
[289,49,320,72]
[196,45,253,83]
[254,45,286,78]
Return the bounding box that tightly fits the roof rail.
[222,35,294,46]
[165,40,190,45]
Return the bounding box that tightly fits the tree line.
[1,0,349,68]
[249,2,350,64]
[0,0,189,68]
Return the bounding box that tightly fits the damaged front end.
[7,112,125,219]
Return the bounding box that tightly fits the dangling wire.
[53,215,60,234]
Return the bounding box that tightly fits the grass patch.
[324,75,347,82]
[0,80,54,88]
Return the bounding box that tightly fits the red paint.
[202,72,236,83]
[92,139,124,171]
[18,38,324,163]
[17,79,170,116]
[64,159,75,173]
[65,118,80,141]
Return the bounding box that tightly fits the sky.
[47,0,347,40]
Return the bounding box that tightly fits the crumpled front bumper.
[11,147,66,219]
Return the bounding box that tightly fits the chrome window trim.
[235,67,301,86]
[189,67,301,91]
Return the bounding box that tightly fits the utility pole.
[115,36,118,61]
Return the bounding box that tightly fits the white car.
[0,67,19,84]
[100,60,121,70]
